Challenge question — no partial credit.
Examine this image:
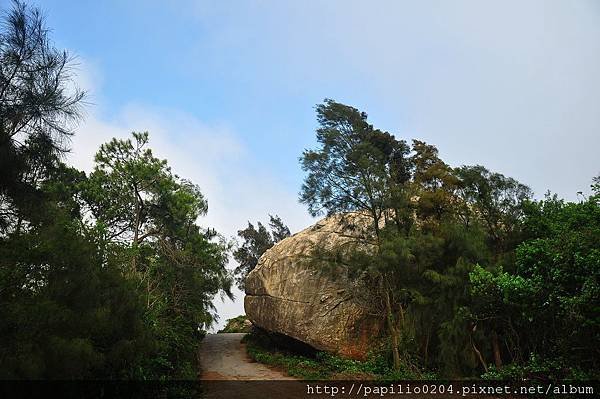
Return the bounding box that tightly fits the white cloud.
[69,99,312,237]
[67,61,314,330]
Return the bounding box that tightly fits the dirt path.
[199,333,295,380]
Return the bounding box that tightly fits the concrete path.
[198,333,295,380]
[199,333,312,398]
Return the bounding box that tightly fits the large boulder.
[244,213,383,360]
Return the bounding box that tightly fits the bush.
[218,315,252,333]
[481,354,595,382]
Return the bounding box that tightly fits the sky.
[8,0,600,330]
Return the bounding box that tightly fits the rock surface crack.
[246,293,310,304]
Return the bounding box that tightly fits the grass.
[242,329,434,380]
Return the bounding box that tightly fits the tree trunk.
[132,186,140,274]
[471,335,488,373]
[390,325,401,370]
[491,331,503,368]
[15,216,22,235]
[384,289,401,370]
[423,328,430,366]
[146,278,151,309]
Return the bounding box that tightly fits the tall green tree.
[300,99,412,231]
[233,214,290,290]
[83,131,232,318]
[82,132,233,377]
[455,165,532,263]
[0,1,230,382]
[0,0,84,232]
[300,99,415,370]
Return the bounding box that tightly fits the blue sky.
[13,0,600,328]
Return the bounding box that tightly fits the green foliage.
[0,206,153,379]
[455,165,532,261]
[0,1,148,379]
[482,354,594,381]
[0,130,232,380]
[233,214,290,290]
[470,188,600,378]
[1,131,231,380]
[300,99,412,220]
